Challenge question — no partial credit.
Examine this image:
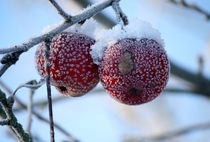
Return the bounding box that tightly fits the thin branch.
[26,89,34,134]
[0,89,31,142]
[197,55,204,76]
[0,80,12,95]
[13,79,45,96]
[168,0,210,20]
[33,96,66,108]
[33,110,78,142]
[0,119,10,125]
[0,50,23,77]
[70,0,116,28]
[170,61,210,97]
[1,50,23,64]
[48,0,72,20]
[72,0,210,98]
[0,64,11,77]
[12,87,207,113]
[44,38,55,142]
[124,121,210,142]
[0,0,119,78]
[164,88,196,94]
[15,96,78,142]
[0,0,118,54]
[0,80,77,141]
[112,0,128,25]
[13,96,66,113]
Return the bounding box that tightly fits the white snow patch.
[64,18,98,39]
[90,18,164,65]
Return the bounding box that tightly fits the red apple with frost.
[35,32,99,97]
[99,38,170,105]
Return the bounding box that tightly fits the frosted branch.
[74,0,210,98]
[0,90,31,142]
[70,0,116,28]
[0,50,23,77]
[48,0,72,20]
[0,0,117,55]
[112,0,128,25]
[12,79,45,96]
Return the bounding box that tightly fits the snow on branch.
[0,0,122,141]
[0,0,118,55]
[74,0,210,98]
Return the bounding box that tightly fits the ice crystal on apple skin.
[35,32,99,97]
[36,18,99,97]
[92,18,169,105]
[99,38,170,105]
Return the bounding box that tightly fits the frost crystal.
[90,18,164,65]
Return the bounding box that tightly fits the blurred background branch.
[0,80,78,142]
[124,121,210,142]
[168,0,210,20]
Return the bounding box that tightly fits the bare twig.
[0,64,11,77]
[11,87,206,113]
[26,89,34,134]
[0,80,78,142]
[168,0,210,20]
[0,0,118,54]
[164,88,196,94]
[0,50,24,77]
[0,80,12,95]
[33,110,78,142]
[197,55,204,75]
[44,38,55,142]
[33,96,66,108]
[112,0,128,25]
[0,119,10,125]
[13,79,45,96]
[0,89,31,142]
[124,121,210,142]
[15,97,78,142]
[1,50,23,64]
[48,0,72,20]
[170,61,210,98]
[70,0,116,28]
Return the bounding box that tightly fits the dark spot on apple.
[58,86,67,92]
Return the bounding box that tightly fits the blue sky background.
[0,0,210,142]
